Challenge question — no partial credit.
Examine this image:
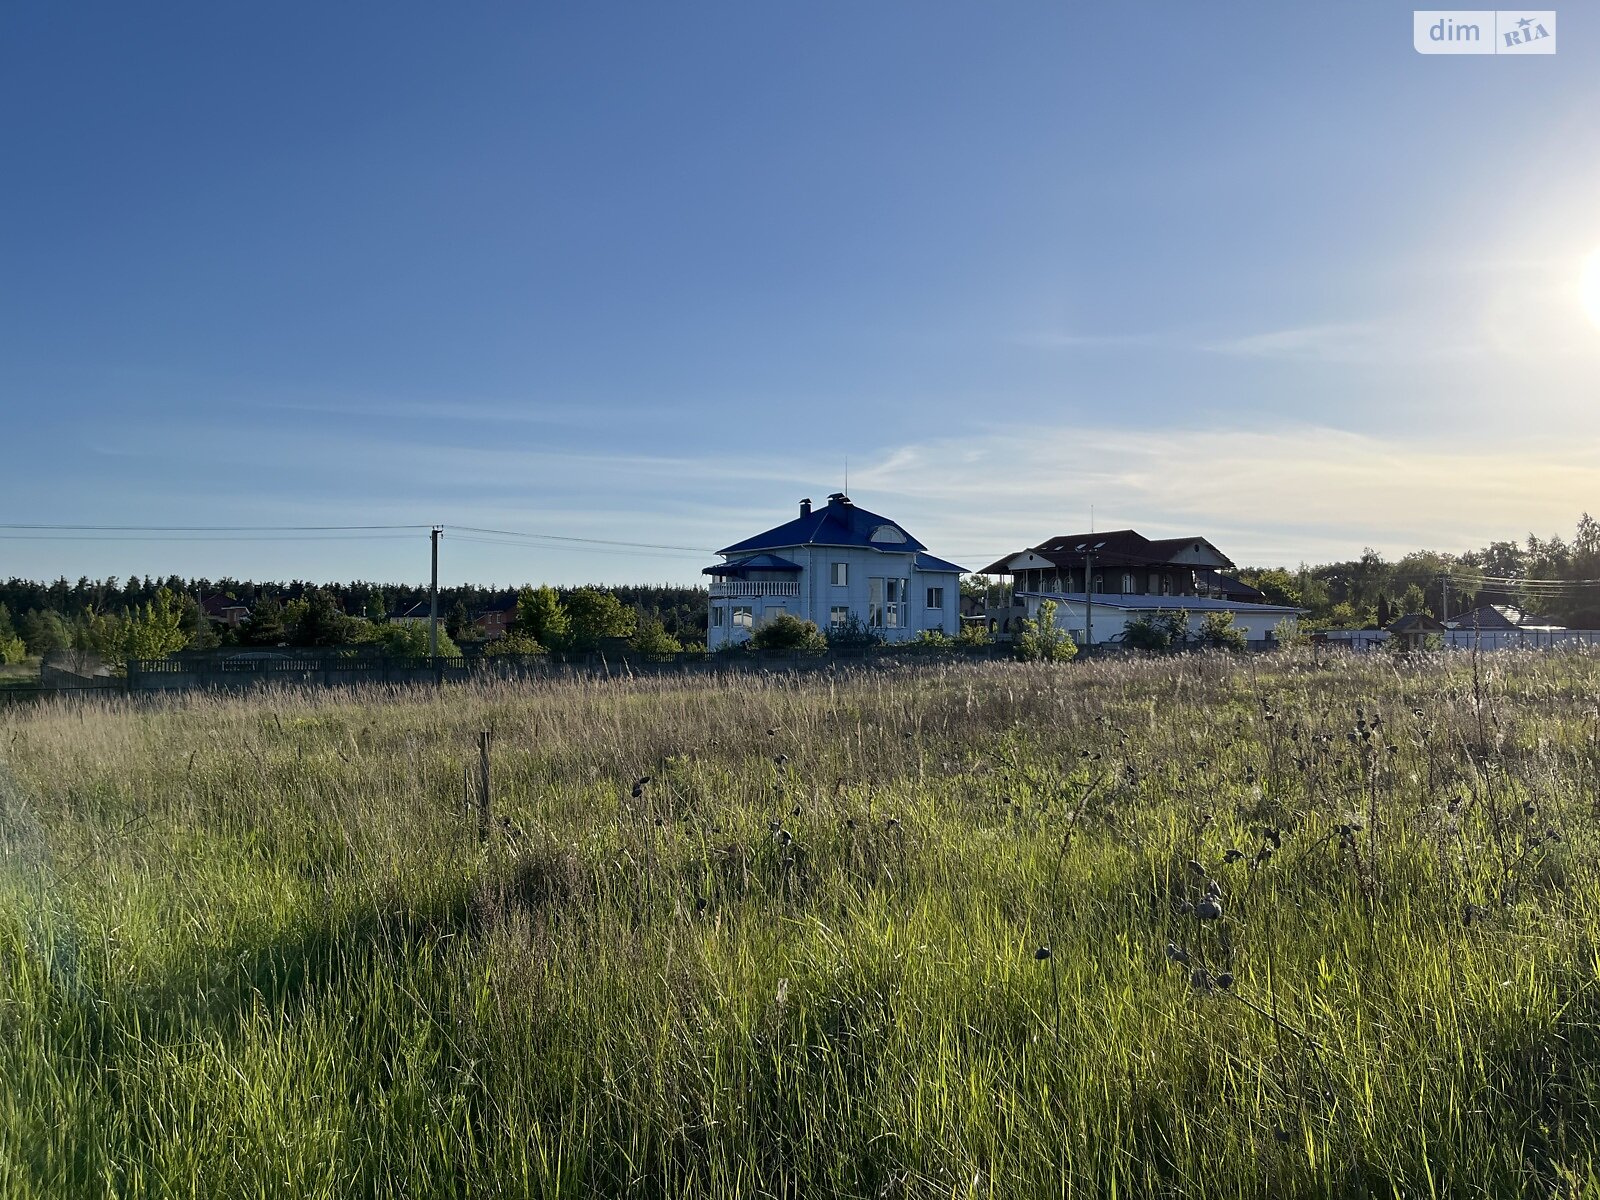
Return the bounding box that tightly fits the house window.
[871,578,906,628]
[764,606,787,625]
[1148,573,1160,594]
[830,605,850,628]
[1121,573,1135,594]
[925,586,944,609]
[732,606,753,631]
[831,562,848,586]
[711,606,724,627]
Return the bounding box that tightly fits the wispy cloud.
[849,425,1600,566]
[1202,321,1490,365]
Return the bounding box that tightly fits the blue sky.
[3,2,1598,586]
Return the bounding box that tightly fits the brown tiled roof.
[976,529,1231,575]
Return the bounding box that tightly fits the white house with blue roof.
[704,493,965,649]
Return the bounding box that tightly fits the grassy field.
[4,651,1600,1198]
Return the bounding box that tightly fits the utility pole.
[429,526,443,657]
[1441,572,1451,623]
[1083,543,1094,650]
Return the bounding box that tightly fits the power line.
[0,523,431,532]
[0,533,421,542]
[448,525,716,554]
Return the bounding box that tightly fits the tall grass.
[4,651,1600,1197]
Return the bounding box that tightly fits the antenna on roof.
[1090,504,1094,533]
[844,456,849,495]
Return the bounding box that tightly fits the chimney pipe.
[800,498,812,516]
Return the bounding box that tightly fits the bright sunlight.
[1583,246,1600,331]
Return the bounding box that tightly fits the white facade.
[1017,592,1300,646]
[707,496,963,649]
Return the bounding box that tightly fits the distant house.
[389,600,432,627]
[1195,569,1268,604]
[703,493,965,649]
[977,529,1236,598]
[201,595,251,628]
[977,528,1298,645]
[474,595,518,640]
[1387,612,1447,650]
[1448,604,1562,632]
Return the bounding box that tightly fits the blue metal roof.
[914,552,967,574]
[702,553,804,577]
[718,494,929,555]
[1019,591,1300,614]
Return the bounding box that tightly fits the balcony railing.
[710,581,801,598]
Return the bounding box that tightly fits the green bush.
[750,613,827,652]
[630,617,683,658]
[484,632,546,657]
[1015,599,1078,662]
[1196,610,1247,651]
[1122,610,1190,652]
[824,613,881,651]
[370,622,462,657]
[0,634,26,665]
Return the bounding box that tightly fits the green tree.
[630,615,684,658]
[1398,583,1430,616]
[368,622,460,658]
[242,597,289,646]
[748,613,826,652]
[0,605,24,665]
[365,590,388,622]
[446,599,473,643]
[565,589,635,650]
[292,589,361,647]
[514,586,571,650]
[1015,600,1078,663]
[21,609,71,656]
[1196,610,1247,651]
[120,588,190,663]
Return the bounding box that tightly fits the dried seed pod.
[1224,848,1246,863]
[1034,946,1052,961]
[1206,879,1223,899]
[1195,898,1223,921]
[1187,859,1207,877]
[631,776,651,798]
[1165,942,1190,965]
[1215,972,1234,990]
[776,829,793,846]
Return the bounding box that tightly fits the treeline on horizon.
[2,514,1597,659]
[1233,513,1600,630]
[0,578,710,661]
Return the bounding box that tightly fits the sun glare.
[1583,247,1600,331]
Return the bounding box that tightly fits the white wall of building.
[708,545,959,649]
[1019,594,1297,645]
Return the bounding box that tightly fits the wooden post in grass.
[477,730,493,844]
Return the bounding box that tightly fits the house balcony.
[710,581,801,598]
